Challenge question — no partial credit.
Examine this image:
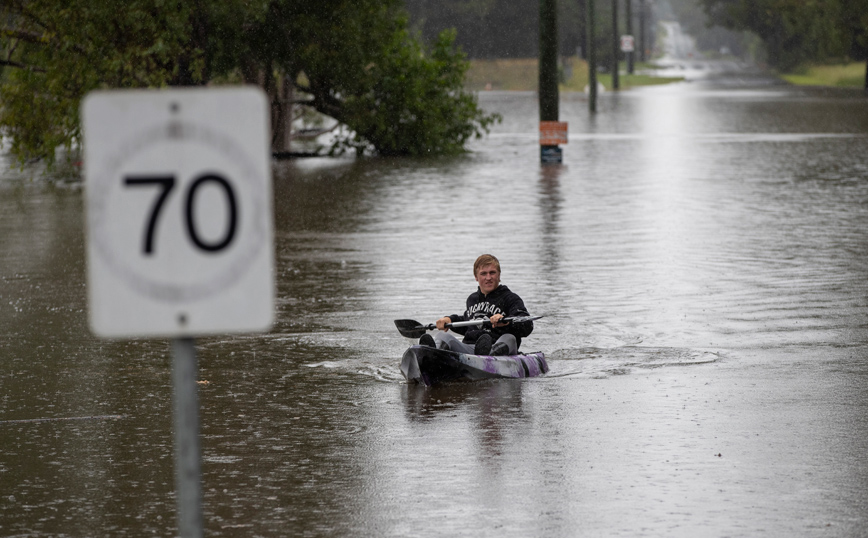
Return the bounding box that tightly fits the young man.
[420,254,534,356]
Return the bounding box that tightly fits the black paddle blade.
[394,319,431,339]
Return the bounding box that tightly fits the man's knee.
[433,332,454,350]
[495,334,517,355]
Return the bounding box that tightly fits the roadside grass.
[466,57,683,92]
[465,58,539,91]
[780,61,867,88]
[592,71,685,90]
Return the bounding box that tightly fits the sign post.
[172,337,202,538]
[82,87,274,538]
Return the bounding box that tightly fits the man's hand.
[490,314,506,328]
[435,317,452,331]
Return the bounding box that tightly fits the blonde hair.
[473,254,501,277]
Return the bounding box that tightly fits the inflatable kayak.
[400,345,548,386]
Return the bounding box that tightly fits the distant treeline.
[405,0,580,59]
[406,0,868,80]
[404,0,656,65]
[696,0,868,72]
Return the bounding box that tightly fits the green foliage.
[327,28,500,156]
[699,0,868,70]
[251,0,500,156]
[0,0,499,165]
[0,0,217,164]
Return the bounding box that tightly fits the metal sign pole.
[172,337,203,538]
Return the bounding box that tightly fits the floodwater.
[3,67,868,536]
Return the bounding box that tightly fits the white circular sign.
[83,88,274,337]
[89,121,266,302]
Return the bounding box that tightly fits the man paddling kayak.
[420,254,534,356]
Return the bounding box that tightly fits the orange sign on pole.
[539,121,568,146]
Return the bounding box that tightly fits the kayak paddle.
[394,315,542,339]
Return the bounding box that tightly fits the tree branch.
[1,27,47,43]
[302,80,345,121]
[0,58,45,72]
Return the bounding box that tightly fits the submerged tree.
[0,0,499,165]
[234,2,499,156]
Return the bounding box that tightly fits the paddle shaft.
[394,315,542,339]
[423,319,495,331]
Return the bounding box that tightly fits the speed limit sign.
[82,87,274,338]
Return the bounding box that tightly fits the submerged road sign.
[540,121,568,146]
[82,87,275,338]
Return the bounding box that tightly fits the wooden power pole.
[587,0,597,112]
[626,0,634,74]
[539,0,567,163]
[539,0,559,124]
[611,0,619,90]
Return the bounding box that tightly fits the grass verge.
[466,57,683,92]
[780,61,867,88]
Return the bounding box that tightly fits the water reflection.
[535,163,570,340]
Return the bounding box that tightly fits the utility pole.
[626,0,634,73]
[587,0,597,112]
[864,59,867,91]
[577,0,587,59]
[611,0,619,90]
[638,0,646,63]
[539,0,559,124]
[539,0,566,163]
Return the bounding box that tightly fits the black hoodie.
[449,284,534,348]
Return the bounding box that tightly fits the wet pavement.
[2,53,868,536]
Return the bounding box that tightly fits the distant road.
[650,20,772,84]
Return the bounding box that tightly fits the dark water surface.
[3,72,868,536]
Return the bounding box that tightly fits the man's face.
[475,263,501,295]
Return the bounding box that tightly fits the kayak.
[400,345,548,386]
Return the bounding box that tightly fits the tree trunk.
[271,76,293,153]
[238,58,291,153]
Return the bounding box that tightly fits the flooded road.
[3,70,868,536]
